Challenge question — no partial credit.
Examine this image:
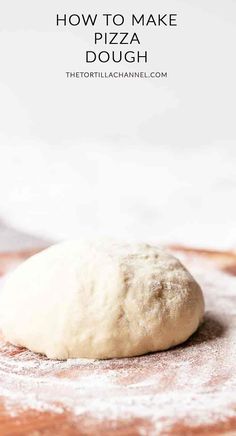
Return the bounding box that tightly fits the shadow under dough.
[185,311,227,347]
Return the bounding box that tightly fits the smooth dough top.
[0,240,205,359]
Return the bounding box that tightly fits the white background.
[0,0,236,249]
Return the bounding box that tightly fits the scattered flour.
[0,253,236,434]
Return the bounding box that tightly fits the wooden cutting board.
[0,246,236,435]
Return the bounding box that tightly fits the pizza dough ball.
[0,241,204,359]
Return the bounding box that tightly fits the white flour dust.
[0,255,236,435]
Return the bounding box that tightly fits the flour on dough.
[0,240,204,359]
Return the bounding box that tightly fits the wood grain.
[0,246,236,435]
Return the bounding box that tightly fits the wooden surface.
[0,246,236,435]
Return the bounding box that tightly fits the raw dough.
[0,241,204,359]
